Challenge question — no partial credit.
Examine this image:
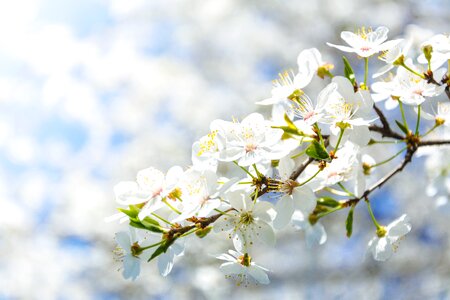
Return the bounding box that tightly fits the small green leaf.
[118,205,140,218]
[306,140,330,160]
[284,113,297,130]
[195,226,212,238]
[141,217,165,233]
[342,56,356,86]
[345,206,355,238]
[395,120,409,134]
[129,220,147,230]
[148,239,175,262]
[317,197,340,208]
[368,138,376,145]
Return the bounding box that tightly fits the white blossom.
[216,249,269,286]
[327,26,402,57]
[367,214,412,261]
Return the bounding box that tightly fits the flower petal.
[273,195,294,229]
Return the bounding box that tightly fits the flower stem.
[233,161,255,179]
[140,240,164,251]
[298,168,321,187]
[317,206,344,219]
[400,62,425,79]
[415,105,421,136]
[334,128,345,152]
[366,199,381,230]
[313,123,325,146]
[151,212,174,226]
[291,148,307,159]
[398,101,409,132]
[364,57,369,88]
[371,146,407,168]
[338,182,355,197]
[422,124,439,137]
[162,199,182,215]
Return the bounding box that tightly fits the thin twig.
[369,124,405,140]
[289,157,314,180]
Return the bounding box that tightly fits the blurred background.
[0,0,449,299]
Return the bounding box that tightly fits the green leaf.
[395,120,409,134]
[317,197,340,208]
[345,206,355,238]
[342,56,356,86]
[306,140,330,160]
[141,217,165,233]
[195,226,212,238]
[284,113,297,130]
[368,138,376,145]
[148,239,175,262]
[129,220,147,230]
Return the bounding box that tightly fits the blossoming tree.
[108,26,450,285]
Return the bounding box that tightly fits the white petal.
[349,125,371,146]
[255,221,276,246]
[115,232,131,251]
[248,266,270,284]
[220,262,244,275]
[372,237,393,261]
[137,167,164,190]
[158,251,175,277]
[387,214,411,240]
[305,222,327,248]
[292,187,316,215]
[114,181,151,205]
[273,195,294,229]
[123,255,141,280]
[326,42,357,53]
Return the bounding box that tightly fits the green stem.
[324,186,353,196]
[313,123,325,146]
[151,212,174,226]
[140,240,164,251]
[415,105,421,136]
[252,164,263,178]
[366,200,381,229]
[334,128,345,152]
[364,57,369,88]
[338,182,355,197]
[233,161,255,179]
[371,146,407,168]
[291,148,307,159]
[422,124,439,137]
[317,206,344,219]
[368,140,401,145]
[400,63,425,79]
[162,199,182,215]
[398,101,410,132]
[298,169,322,187]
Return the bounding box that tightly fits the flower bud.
[392,54,405,66]
[422,44,433,63]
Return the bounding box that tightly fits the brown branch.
[344,146,417,207]
[289,157,314,180]
[368,124,405,140]
[373,104,391,131]
[425,71,450,101]
[418,140,450,147]
[164,209,236,240]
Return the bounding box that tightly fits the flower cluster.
[109,26,450,285]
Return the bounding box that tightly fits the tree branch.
[369,124,405,140]
[289,157,314,180]
[418,140,450,146]
[344,146,417,207]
